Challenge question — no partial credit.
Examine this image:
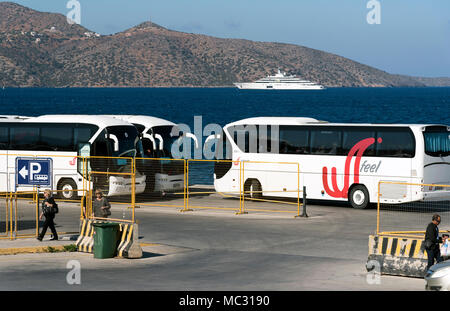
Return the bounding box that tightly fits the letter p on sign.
[29,163,41,182]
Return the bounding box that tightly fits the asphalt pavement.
[0,197,426,291]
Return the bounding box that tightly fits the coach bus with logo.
[105,115,186,194]
[213,117,450,209]
[0,115,146,199]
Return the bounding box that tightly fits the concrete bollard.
[367,235,428,278]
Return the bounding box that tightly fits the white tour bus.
[0,115,146,199]
[105,115,185,193]
[213,117,450,209]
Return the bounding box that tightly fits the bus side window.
[0,126,8,149]
[258,125,269,153]
[342,129,376,156]
[376,129,415,158]
[40,125,74,151]
[310,129,342,155]
[279,126,309,154]
[74,127,93,147]
[10,126,40,150]
[215,131,232,160]
[231,125,257,154]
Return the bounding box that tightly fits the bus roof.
[226,117,447,129]
[227,117,323,126]
[104,115,176,127]
[22,115,133,127]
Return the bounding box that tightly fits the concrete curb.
[0,244,74,256]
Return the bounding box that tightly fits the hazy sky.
[2,0,450,77]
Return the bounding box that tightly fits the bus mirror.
[78,143,91,175]
[185,133,199,149]
[143,133,157,150]
[205,134,220,145]
[106,133,119,152]
[154,134,164,151]
[78,143,91,157]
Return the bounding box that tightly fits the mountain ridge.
[0,2,449,88]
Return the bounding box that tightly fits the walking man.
[37,189,58,241]
[425,214,443,271]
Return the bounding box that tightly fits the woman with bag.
[93,190,111,218]
[37,189,58,241]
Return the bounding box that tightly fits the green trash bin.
[93,222,120,259]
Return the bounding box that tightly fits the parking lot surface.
[0,196,426,291]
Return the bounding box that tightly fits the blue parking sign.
[16,157,53,188]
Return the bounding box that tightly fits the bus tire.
[58,179,78,200]
[245,179,262,199]
[349,185,369,209]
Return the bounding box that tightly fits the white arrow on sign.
[19,166,28,179]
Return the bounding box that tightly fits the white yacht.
[234,69,325,90]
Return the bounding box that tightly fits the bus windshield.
[424,127,450,157]
[106,126,142,158]
[149,125,179,159]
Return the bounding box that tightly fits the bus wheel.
[58,179,78,200]
[245,179,262,199]
[349,185,369,209]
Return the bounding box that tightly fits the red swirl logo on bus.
[69,157,77,166]
[322,137,382,198]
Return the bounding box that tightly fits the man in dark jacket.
[37,189,58,241]
[425,214,443,271]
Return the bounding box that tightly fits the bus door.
[90,130,112,191]
[78,143,91,188]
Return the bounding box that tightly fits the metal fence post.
[300,186,308,218]
[36,187,40,237]
[180,159,193,212]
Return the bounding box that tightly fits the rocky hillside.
[0,2,448,87]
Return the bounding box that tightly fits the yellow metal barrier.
[377,181,450,237]
[1,152,310,239]
[241,160,302,217]
[184,159,303,217]
[0,193,10,239]
[134,157,186,210]
[7,191,39,239]
[185,159,242,214]
[0,153,145,239]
